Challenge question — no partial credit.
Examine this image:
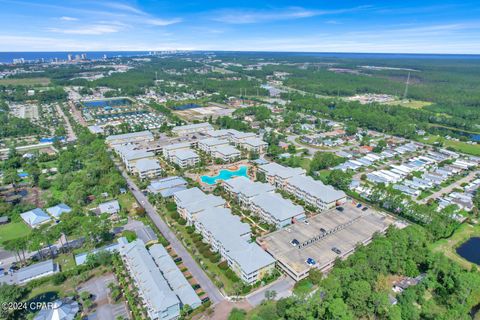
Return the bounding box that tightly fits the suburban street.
[420,170,479,204]
[117,165,225,304]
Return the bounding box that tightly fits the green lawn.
[0,222,31,245]
[431,223,480,270]
[0,77,51,86]
[420,135,480,156]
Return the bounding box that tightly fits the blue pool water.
[201,166,248,185]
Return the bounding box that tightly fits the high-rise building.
[67,54,73,61]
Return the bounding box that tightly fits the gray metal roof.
[119,239,180,316]
[287,175,346,203]
[34,298,79,320]
[213,145,240,156]
[20,208,51,227]
[0,259,58,285]
[98,200,120,214]
[46,203,72,219]
[135,158,161,172]
[242,137,267,147]
[251,193,305,221]
[229,242,275,274]
[199,137,229,147]
[183,194,226,214]
[172,122,213,132]
[148,176,187,195]
[172,149,199,161]
[149,244,202,309]
[224,176,274,198]
[106,130,153,142]
[173,187,205,206]
[259,162,305,179]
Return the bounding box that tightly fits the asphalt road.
[118,168,225,304]
[420,170,479,204]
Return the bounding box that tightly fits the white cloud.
[211,6,368,24]
[144,18,182,26]
[48,23,124,35]
[59,16,78,21]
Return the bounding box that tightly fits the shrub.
[218,261,229,270]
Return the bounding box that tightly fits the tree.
[0,284,27,319]
[326,170,352,191]
[265,290,277,300]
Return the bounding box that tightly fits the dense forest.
[231,225,480,320]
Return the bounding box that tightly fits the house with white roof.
[98,200,120,215]
[20,208,51,228]
[46,203,72,219]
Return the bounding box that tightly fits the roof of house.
[0,259,58,285]
[34,298,79,320]
[46,203,72,219]
[98,200,120,214]
[286,175,347,203]
[20,208,51,227]
[74,243,120,265]
[135,226,159,244]
[228,242,275,274]
[251,193,305,221]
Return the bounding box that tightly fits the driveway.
[117,165,225,304]
[78,273,129,320]
[246,276,295,306]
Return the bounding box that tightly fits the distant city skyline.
[1,0,479,53]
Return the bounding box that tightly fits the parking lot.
[257,202,395,281]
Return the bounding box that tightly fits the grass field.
[0,77,50,86]
[0,222,31,245]
[420,135,480,156]
[431,223,480,270]
[385,99,433,109]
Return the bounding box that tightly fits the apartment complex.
[106,130,154,146]
[162,142,200,168]
[194,207,275,284]
[285,175,347,210]
[259,162,346,210]
[172,122,213,136]
[173,188,275,284]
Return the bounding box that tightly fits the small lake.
[456,237,480,265]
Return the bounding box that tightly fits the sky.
[0,0,479,53]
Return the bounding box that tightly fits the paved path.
[420,170,479,204]
[118,166,225,304]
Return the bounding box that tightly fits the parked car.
[362,207,369,211]
[306,258,316,266]
[336,206,344,212]
[356,203,362,208]
[332,247,341,254]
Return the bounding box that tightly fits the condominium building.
[284,175,347,210]
[212,145,241,162]
[114,144,156,173]
[0,259,59,285]
[118,238,180,320]
[258,162,306,188]
[198,138,229,153]
[250,193,306,228]
[195,207,275,284]
[223,176,275,208]
[171,149,200,168]
[106,131,154,146]
[172,122,213,136]
[134,158,162,180]
[239,137,268,154]
[173,188,225,224]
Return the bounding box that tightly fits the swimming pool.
[201,166,248,185]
